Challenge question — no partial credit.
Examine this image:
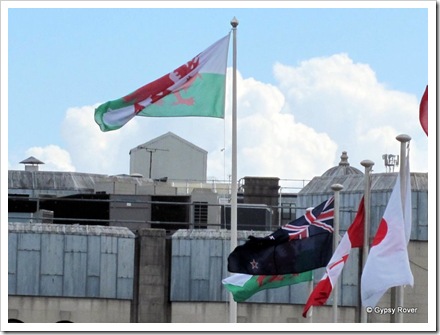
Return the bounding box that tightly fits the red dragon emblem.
[123,56,201,113]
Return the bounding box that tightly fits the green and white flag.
[222,272,312,303]
[95,34,230,132]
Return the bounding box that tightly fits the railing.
[169,178,310,195]
[8,195,356,236]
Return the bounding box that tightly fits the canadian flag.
[302,198,365,318]
[361,151,413,307]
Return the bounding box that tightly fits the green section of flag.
[94,73,225,132]
[223,272,312,303]
[138,73,226,118]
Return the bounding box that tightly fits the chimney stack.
[19,156,44,172]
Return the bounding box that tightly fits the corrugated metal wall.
[170,230,335,305]
[8,223,135,300]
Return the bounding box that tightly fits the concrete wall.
[132,228,171,322]
[8,296,131,323]
[171,302,357,323]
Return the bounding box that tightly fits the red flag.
[419,85,428,136]
[361,152,413,307]
[302,198,364,318]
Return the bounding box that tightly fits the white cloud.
[28,53,426,183]
[60,104,143,175]
[25,145,75,172]
[274,53,428,174]
[232,72,337,181]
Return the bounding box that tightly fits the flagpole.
[360,159,374,323]
[307,279,314,323]
[394,134,411,323]
[229,16,239,324]
[331,184,343,323]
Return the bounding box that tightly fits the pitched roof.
[19,156,45,165]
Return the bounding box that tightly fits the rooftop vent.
[19,156,44,172]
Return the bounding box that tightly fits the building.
[7,146,429,324]
[129,132,208,182]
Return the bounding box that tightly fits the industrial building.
[7,134,428,324]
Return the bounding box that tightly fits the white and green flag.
[222,272,312,303]
[95,34,230,132]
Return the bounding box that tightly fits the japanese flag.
[361,151,413,307]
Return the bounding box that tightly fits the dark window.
[282,203,296,221]
[194,202,208,228]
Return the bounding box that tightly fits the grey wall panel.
[170,256,190,301]
[191,240,210,281]
[209,239,224,257]
[246,289,267,303]
[63,252,87,296]
[87,236,101,277]
[40,233,64,275]
[87,276,100,297]
[117,278,133,299]
[208,256,224,301]
[101,235,118,254]
[16,250,40,295]
[190,279,209,300]
[8,233,18,294]
[8,233,17,275]
[117,238,134,279]
[172,239,191,257]
[18,233,40,251]
[289,281,312,303]
[65,235,87,252]
[8,274,16,295]
[40,275,63,296]
[100,253,117,298]
[267,285,290,304]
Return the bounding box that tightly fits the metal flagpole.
[394,134,411,323]
[331,184,344,323]
[360,159,374,323]
[229,16,239,324]
[307,279,314,323]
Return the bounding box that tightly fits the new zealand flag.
[228,197,334,275]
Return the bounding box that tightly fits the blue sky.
[3,1,434,184]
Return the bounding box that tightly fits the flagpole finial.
[331,184,344,192]
[396,134,411,143]
[360,160,374,169]
[231,17,239,28]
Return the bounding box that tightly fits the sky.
[3,1,435,187]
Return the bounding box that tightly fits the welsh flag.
[222,272,312,303]
[95,34,230,132]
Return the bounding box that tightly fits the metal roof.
[299,172,428,195]
[321,151,363,177]
[19,156,44,165]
